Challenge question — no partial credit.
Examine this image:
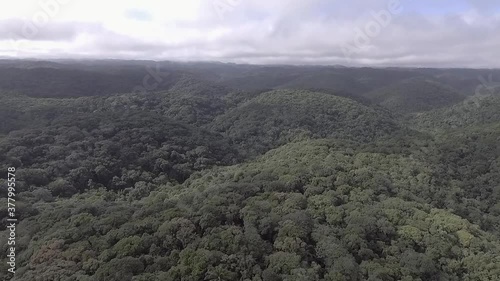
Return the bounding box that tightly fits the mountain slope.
[411,95,500,131]
[365,77,465,113]
[209,89,400,154]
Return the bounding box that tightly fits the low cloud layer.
[0,0,499,67]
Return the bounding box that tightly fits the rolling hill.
[1,60,500,281]
[209,89,400,155]
[364,77,465,113]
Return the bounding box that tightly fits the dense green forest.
[364,78,466,113]
[1,61,500,280]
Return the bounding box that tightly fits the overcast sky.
[0,0,499,67]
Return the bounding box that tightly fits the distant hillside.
[411,94,500,131]
[1,60,498,99]
[209,89,399,154]
[0,77,236,134]
[0,66,196,98]
[0,67,136,97]
[414,68,500,96]
[211,66,422,94]
[365,77,465,113]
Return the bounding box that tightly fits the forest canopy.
[1,62,500,281]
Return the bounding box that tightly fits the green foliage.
[210,89,399,155]
[1,64,500,280]
[365,77,465,113]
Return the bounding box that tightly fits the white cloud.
[0,0,499,67]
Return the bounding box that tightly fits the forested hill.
[364,77,466,113]
[410,94,500,131]
[208,89,400,155]
[2,59,499,98]
[1,61,500,281]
